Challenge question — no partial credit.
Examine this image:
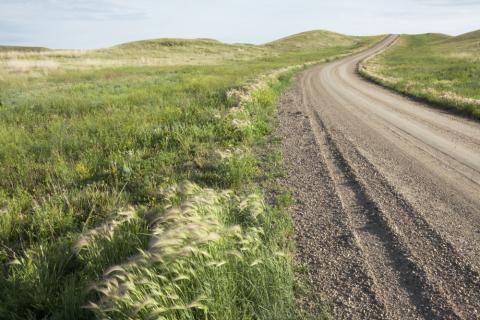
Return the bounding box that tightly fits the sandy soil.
[277,35,480,319]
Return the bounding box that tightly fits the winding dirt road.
[278,35,480,319]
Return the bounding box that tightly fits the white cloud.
[416,0,480,6]
[0,0,479,49]
[1,0,147,21]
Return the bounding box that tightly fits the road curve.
[277,35,480,319]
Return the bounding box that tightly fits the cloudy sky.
[1,0,479,49]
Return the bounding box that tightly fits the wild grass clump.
[84,181,294,320]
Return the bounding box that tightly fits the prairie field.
[360,31,480,118]
[0,32,379,319]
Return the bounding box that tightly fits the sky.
[1,0,479,49]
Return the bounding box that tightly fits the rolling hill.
[0,31,381,79]
[265,30,370,51]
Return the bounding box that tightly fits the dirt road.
[278,35,480,319]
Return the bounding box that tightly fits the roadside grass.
[359,32,480,119]
[0,32,379,319]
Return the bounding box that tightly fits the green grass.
[360,31,480,119]
[266,30,370,51]
[0,45,49,52]
[0,31,380,319]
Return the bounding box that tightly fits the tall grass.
[81,181,294,320]
[0,33,380,319]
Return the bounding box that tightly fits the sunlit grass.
[0,32,380,319]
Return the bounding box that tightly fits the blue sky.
[1,0,479,49]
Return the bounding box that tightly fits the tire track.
[278,90,388,319]
[306,105,447,319]
[300,71,461,318]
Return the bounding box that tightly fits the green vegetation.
[360,31,480,119]
[266,30,368,51]
[0,45,49,52]
[0,31,379,319]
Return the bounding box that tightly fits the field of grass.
[360,31,480,119]
[0,31,379,319]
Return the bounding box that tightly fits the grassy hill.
[0,45,49,52]
[438,30,480,54]
[266,30,368,51]
[360,31,480,118]
[443,29,480,43]
[0,31,382,79]
[0,31,380,319]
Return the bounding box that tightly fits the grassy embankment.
[360,31,480,119]
[0,31,379,319]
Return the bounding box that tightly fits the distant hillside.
[265,30,367,51]
[0,30,380,75]
[0,45,49,52]
[113,30,373,53]
[101,37,267,64]
[386,31,479,55]
[417,33,451,40]
[394,33,450,46]
[438,30,480,53]
[89,30,379,65]
[446,29,480,42]
[114,38,230,50]
[1,30,376,55]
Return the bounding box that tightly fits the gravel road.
[277,35,480,319]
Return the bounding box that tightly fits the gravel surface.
[277,35,480,319]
